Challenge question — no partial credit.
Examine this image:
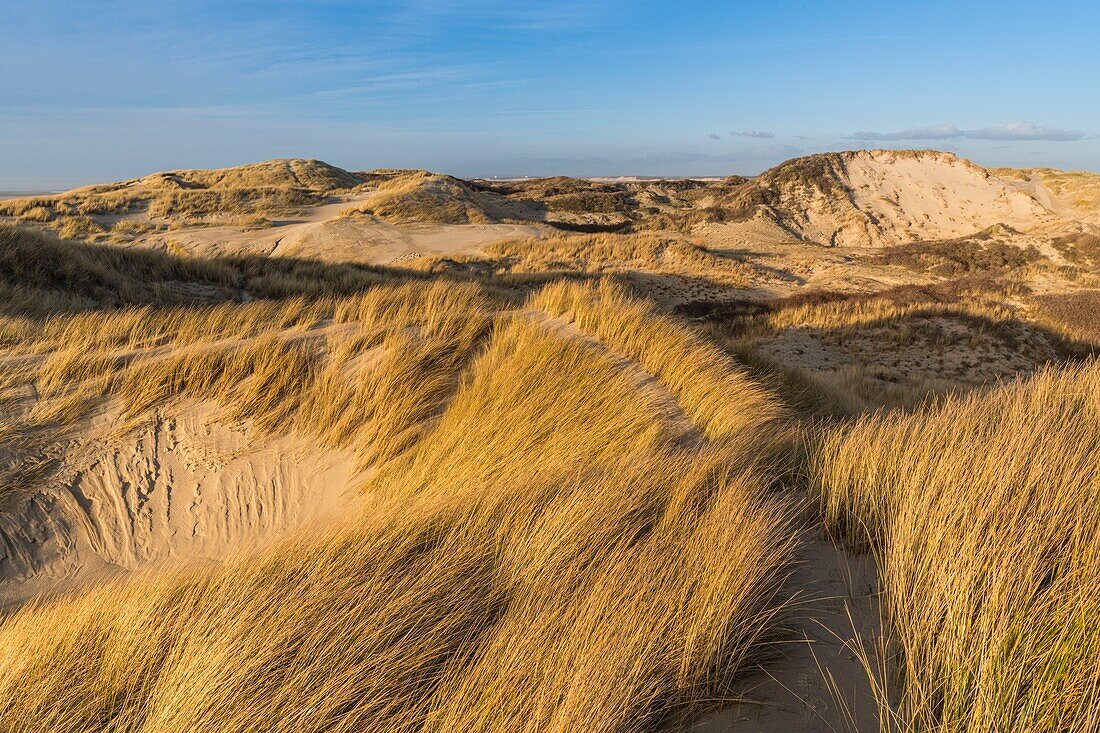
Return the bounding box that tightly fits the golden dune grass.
[0,229,794,731]
[0,457,789,732]
[0,223,496,315]
[342,171,495,225]
[0,227,501,505]
[5,280,492,487]
[728,289,1020,342]
[810,362,1100,731]
[5,221,1098,730]
[532,279,783,450]
[484,233,754,286]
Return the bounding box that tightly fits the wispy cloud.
[492,3,609,31]
[377,1,610,33]
[729,129,774,139]
[848,122,1086,142]
[706,132,722,140]
[309,67,475,98]
[968,122,1086,142]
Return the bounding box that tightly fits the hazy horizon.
[8,142,1100,193]
[3,1,1099,188]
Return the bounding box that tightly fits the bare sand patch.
[0,401,359,604]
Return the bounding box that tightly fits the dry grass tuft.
[56,215,107,241]
[16,205,52,223]
[810,362,1100,731]
[531,279,785,453]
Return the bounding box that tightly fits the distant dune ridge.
[133,158,366,192]
[2,149,1096,259]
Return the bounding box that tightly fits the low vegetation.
[1033,289,1100,342]
[0,159,355,241]
[342,171,496,224]
[1052,231,1100,267]
[696,274,1096,414]
[483,232,754,287]
[866,236,1043,276]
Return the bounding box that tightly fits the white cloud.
[967,122,1085,141]
[729,129,775,139]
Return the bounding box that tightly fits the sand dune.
[3,150,1096,259]
[734,149,1056,246]
[143,190,544,264]
[127,158,364,194]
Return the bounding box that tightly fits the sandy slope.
[275,218,543,264]
[0,402,358,604]
[749,150,1056,247]
[846,151,1050,239]
[996,167,1100,223]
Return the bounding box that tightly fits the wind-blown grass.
[0,228,794,732]
[483,233,754,287]
[810,361,1100,731]
[532,279,784,452]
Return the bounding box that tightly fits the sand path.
[686,525,884,732]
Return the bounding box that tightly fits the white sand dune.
[746,150,1056,247]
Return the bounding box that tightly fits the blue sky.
[2,1,1098,188]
